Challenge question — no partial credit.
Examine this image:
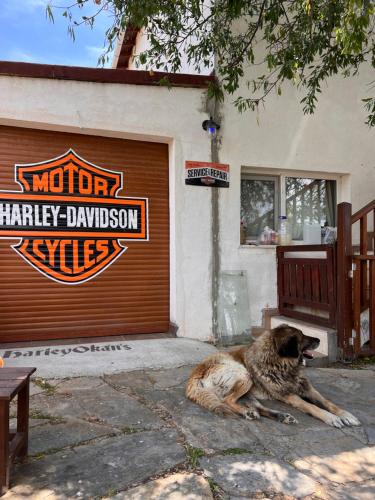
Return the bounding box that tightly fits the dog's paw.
[214,404,236,418]
[339,411,361,427]
[244,409,260,421]
[324,413,345,428]
[278,413,298,425]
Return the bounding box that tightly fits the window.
[241,175,279,239]
[241,172,337,242]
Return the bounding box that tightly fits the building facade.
[0,53,373,344]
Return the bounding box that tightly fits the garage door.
[0,125,169,342]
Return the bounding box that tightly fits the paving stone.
[3,366,375,499]
[30,392,84,420]
[293,445,375,484]
[105,370,155,394]
[287,429,363,459]
[146,387,266,453]
[54,376,106,394]
[30,418,51,429]
[111,472,213,499]
[29,383,47,397]
[9,430,186,499]
[30,387,165,430]
[365,426,375,445]
[201,454,318,498]
[146,366,195,390]
[105,366,194,395]
[77,389,166,430]
[3,486,57,499]
[342,425,370,445]
[29,419,116,456]
[10,417,50,430]
[248,425,361,464]
[306,368,375,404]
[348,404,375,426]
[327,479,375,500]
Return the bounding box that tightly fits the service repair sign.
[185,161,230,187]
[0,150,148,284]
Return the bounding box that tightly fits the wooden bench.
[0,367,36,495]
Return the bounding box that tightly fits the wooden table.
[0,367,36,495]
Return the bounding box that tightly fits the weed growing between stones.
[206,476,226,499]
[221,447,252,455]
[105,487,118,497]
[185,444,205,468]
[32,447,65,460]
[32,378,57,395]
[29,410,64,424]
[122,426,142,435]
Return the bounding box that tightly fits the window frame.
[240,167,339,244]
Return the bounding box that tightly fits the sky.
[0,0,114,67]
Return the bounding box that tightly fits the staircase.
[337,201,375,359]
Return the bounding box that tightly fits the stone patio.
[3,365,375,499]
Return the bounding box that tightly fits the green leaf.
[45,4,54,23]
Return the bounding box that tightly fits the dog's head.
[271,324,320,362]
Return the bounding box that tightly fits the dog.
[186,324,360,428]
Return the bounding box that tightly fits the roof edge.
[0,61,215,89]
[115,25,141,69]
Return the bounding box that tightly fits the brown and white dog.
[186,324,360,428]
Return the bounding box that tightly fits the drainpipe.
[208,101,222,343]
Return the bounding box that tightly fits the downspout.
[208,99,222,343]
[208,1,222,342]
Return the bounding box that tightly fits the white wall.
[0,66,373,341]
[219,65,375,326]
[0,76,214,341]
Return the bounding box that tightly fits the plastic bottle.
[240,221,247,245]
[278,216,292,245]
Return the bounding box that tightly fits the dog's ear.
[277,335,299,358]
[273,326,300,358]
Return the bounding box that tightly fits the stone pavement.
[3,365,375,499]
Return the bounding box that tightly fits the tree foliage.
[48,0,375,126]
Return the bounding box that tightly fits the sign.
[2,343,132,359]
[185,161,230,188]
[0,149,148,284]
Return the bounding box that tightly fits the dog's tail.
[186,364,234,416]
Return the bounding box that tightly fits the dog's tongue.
[303,350,314,359]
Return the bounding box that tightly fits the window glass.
[241,177,277,239]
[285,177,336,240]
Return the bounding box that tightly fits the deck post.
[336,202,353,359]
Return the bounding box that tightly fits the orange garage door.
[0,125,169,342]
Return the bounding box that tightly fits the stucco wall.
[0,67,373,341]
[0,76,214,341]
[219,66,375,326]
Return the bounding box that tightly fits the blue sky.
[0,0,114,67]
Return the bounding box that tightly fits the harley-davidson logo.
[0,150,148,284]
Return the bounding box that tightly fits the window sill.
[239,244,277,250]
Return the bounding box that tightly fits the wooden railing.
[277,245,337,328]
[337,200,375,359]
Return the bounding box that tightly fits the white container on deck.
[303,223,321,244]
